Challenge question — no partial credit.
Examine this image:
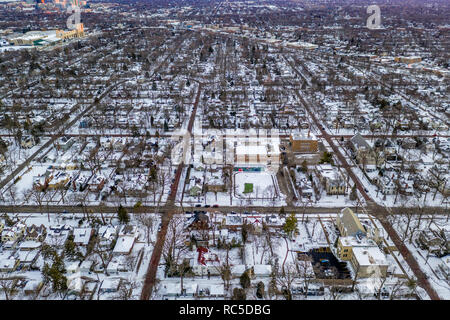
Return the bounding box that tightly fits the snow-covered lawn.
[234,171,278,199]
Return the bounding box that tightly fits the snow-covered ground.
[389,214,450,300]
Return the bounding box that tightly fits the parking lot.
[309,248,352,280]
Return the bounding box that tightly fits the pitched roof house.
[336,207,366,237]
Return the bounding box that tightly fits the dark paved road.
[140,82,203,300]
[285,55,441,300]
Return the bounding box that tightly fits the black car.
[195,204,202,207]
[185,211,192,215]
[204,204,211,208]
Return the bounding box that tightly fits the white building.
[73,228,93,246]
[112,236,135,255]
[351,246,389,278]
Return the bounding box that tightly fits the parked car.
[320,259,330,267]
[212,204,219,208]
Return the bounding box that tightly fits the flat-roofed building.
[351,246,388,278]
[290,130,318,153]
[394,56,422,64]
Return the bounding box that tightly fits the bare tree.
[125,254,137,272]
[0,277,17,300]
[389,279,407,300]
[162,216,188,277]
[297,259,313,299]
[114,280,138,300]
[216,243,232,292]
[137,214,155,245]
[374,274,389,300]
[276,262,298,300]
[89,236,111,276]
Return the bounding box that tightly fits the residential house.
[297,178,314,198]
[47,171,71,190]
[98,225,118,246]
[400,138,416,149]
[25,224,47,242]
[112,236,136,256]
[20,136,35,149]
[188,181,203,197]
[190,261,221,277]
[80,280,98,298]
[250,264,272,278]
[45,224,72,247]
[71,172,92,192]
[67,262,80,274]
[80,260,94,273]
[225,215,243,230]
[24,280,43,295]
[336,207,366,238]
[73,228,94,246]
[1,221,26,248]
[204,172,226,192]
[88,174,106,193]
[33,174,50,191]
[56,136,75,152]
[99,278,121,294]
[378,176,396,195]
[16,250,40,268]
[231,264,247,278]
[18,241,42,251]
[106,261,119,274]
[118,225,139,238]
[417,229,449,257]
[315,164,346,195]
[161,282,197,298]
[197,284,225,298]
[0,253,19,272]
[349,133,384,168]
